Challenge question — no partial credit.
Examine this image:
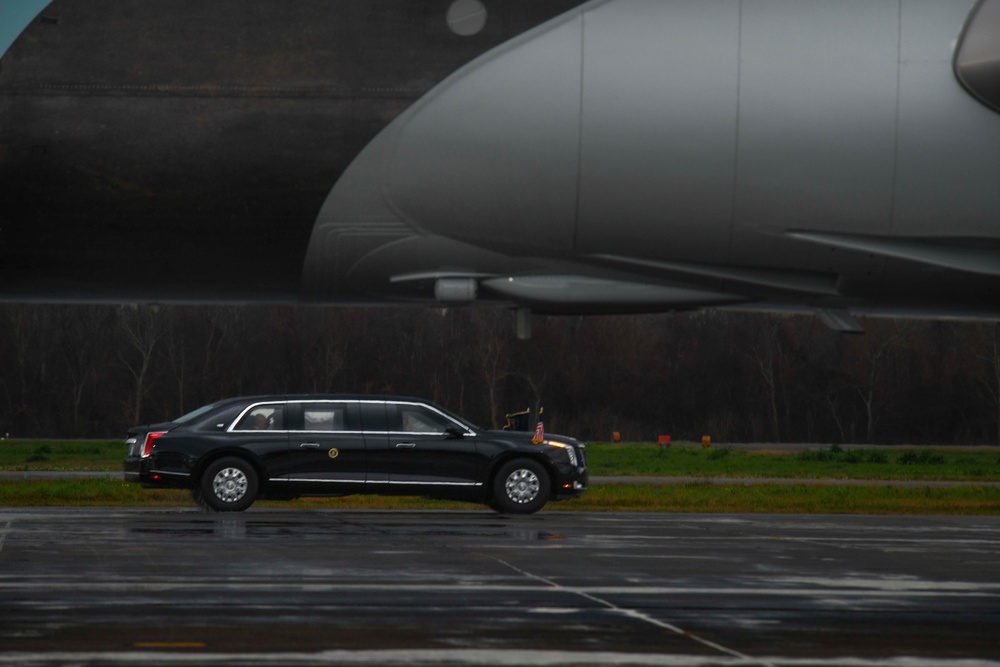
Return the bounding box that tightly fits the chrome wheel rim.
[212,467,248,503]
[504,468,540,504]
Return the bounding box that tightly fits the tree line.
[1,303,998,445]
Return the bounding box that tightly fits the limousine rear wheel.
[491,458,550,514]
[199,456,258,512]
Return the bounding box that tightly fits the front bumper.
[552,466,588,500]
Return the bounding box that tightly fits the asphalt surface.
[1,508,998,666]
[5,470,1000,489]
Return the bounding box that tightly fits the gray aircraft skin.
[1,0,999,327]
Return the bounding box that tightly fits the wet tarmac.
[5,470,1000,489]
[0,508,998,666]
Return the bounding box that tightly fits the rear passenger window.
[234,404,285,431]
[303,407,346,431]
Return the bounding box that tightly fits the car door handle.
[299,442,321,449]
[395,442,416,449]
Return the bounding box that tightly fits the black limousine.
[124,395,587,513]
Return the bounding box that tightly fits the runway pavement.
[0,508,998,666]
[4,470,1000,489]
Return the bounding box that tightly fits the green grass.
[0,478,997,515]
[585,443,1000,481]
[3,440,1000,514]
[0,479,187,506]
[566,482,1000,514]
[4,440,999,480]
[0,440,124,471]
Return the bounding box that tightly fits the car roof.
[223,394,434,404]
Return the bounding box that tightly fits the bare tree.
[2,306,35,432]
[203,307,254,399]
[825,388,853,442]
[118,305,165,425]
[842,319,908,443]
[1,306,53,434]
[472,311,513,429]
[747,315,784,442]
[973,323,1000,445]
[1,302,998,443]
[301,309,346,393]
[59,306,113,435]
[160,306,191,416]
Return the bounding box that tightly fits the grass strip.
[560,482,1000,514]
[585,443,1000,481]
[0,479,189,507]
[0,440,124,471]
[4,441,1000,481]
[1,479,998,514]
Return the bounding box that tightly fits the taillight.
[142,431,167,458]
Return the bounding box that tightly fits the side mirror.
[445,426,467,439]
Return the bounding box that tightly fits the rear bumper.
[123,456,192,489]
[123,456,148,483]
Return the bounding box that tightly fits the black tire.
[490,458,550,514]
[190,486,210,511]
[199,456,259,512]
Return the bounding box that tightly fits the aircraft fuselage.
[2,0,999,321]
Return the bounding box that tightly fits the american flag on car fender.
[532,413,544,444]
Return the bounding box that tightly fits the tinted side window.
[359,402,387,432]
[389,404,453,434]
[233,404,285,431]
[302,405,348,431]
[173,402,221,425]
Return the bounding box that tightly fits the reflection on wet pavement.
[1,509,999,666]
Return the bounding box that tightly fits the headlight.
[547,441,577,466]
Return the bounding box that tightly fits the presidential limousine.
[124,395,588,514]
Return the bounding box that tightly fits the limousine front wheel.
[491,458,550,514]
[199,457,259,512]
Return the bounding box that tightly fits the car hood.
[482,429,583,445]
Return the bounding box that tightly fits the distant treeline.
[0,304,998,444]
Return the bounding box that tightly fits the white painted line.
[489,556,776,667]
[0,580,995,598]
[2,648,996,666]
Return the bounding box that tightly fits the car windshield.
[433,404,477,432]
[172,402,220,425]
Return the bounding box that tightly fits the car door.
[279,400,367,493]
[228,401,291,478]
[379,401,482,487]
[358,400,389,484]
